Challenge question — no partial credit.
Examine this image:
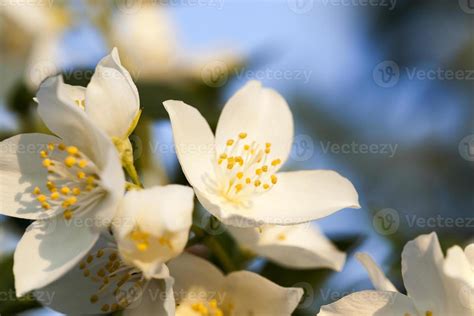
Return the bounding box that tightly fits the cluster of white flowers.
[0,48,472,316]
[0,48,360,315]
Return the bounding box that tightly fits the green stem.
[124,162,143,188]
[191,225,236,272]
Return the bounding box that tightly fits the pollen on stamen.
[63,209,73,220]
[60,186,70,195]
[271,175,278,184]
[42,159,53,168]
[66,146,79,155]
[40,150,48,158]
[33,187,41,195]
[254,180,261,187]
[78,159,88,168]
[226,139,234,146]
[239,132,247,139]
[50,192,60,200]
[271,159,281,166]
[263,184,270,190]
[77,171,86,179]
[64,156,76,168]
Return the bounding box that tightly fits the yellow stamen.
[271,175,278,184]
[66,146,78,155]
[60,186,70,195]
[271,159,281,166]
[239,132,247,139]
[77,171,86,179]
[63,209,73,220]
[50,192,60,200]
[254,180,261,187]
[42,159,52,168]
[40,150,48,158]
[64,156,76,168]
[72,187,81,195]
[33,187,41,195]
[226,139,234,146]
[78,159,88,168]
[236,172,244,179]
[263,183,270,189]
[37,195,47,203]
[58,143,66,151]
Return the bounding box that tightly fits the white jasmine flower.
[44,48,140,141]
[228,223,346,270]
[168,252,304,316]
[36,185,194,315]
[0,76,125,297]
[164,80,360,227]
[318,232,474,316]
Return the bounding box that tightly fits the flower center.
[80,246,145,313]
[33,142,103,220]
[212,132,281,205]
[128,227,173,252]
[177,298,232,316]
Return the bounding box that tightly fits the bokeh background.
[0,0,473,315]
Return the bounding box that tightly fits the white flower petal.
[36,76,119,168]
[224,271,303,316]
[207,170,359,227]
[444,245,474,286]
[35,241,119,314]
[356,253,398,292]
[0,133,61,220]
[228,223,346,270]
[85,47,140,138]
[167,252,225,297]
[14,219,99,297]
[124,278,175,316]
[466,244,474,266]
[401,232,450,315]
[215,81,293,167]
[318,291,419,316]
[163,100,216,191]
[113,185,194,277]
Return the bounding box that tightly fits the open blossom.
[168,253,303,316]
[36,185,194,315]
[0,76,124,297]
[43,48,140,142]
[318,233,474,316]
[228,223,346,270]
[164,80,359,227]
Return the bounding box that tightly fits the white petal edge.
[228,223,346,270]
[215,80,294,169]
[224,271,303,316]
[356,253,398,292]
[318,291,419,316]
[199,170,360,227]
[163,100,216,191]
[14,219,99,297]
[0,133,61,220]
[85,47,140,138]
[401,232,448,315]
